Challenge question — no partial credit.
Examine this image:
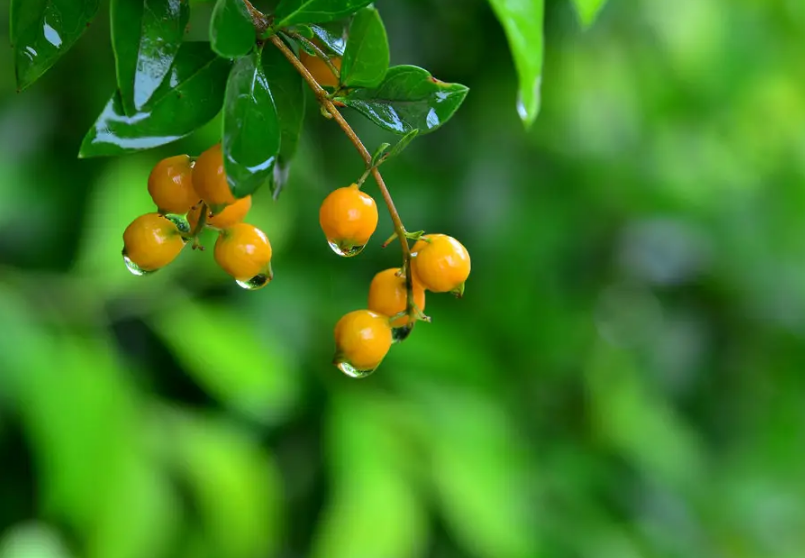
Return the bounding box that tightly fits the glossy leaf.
[335,65,468,135]
[10,0,100,90]
[79,42,231,158]
[223,49,281,198]
[488,0,544,127]
[273,0,373,28]
[309,22,347,55]
[210,0,255,58]
[262,44,305,197]
[340,7,389,88]
[110,0,190,115]
[572,0,608,28]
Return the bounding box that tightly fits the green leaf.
[111,0,190,115]
[309,22,347,55]
[210,0,255,58]
[10,0,100,90]
[335,65,468,135]
[262,44,306,197]
[488,0,544,127]
[340,6,389,88]
[571,0,608,28]
[370,143,391,167]
[79,42,231,158]
[386,128,418,159]
[149,300,300,426]
[273,0,373,28]
[223,48,281,198]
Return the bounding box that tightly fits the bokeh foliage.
[2,0,805,557]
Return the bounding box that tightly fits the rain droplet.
[327,240,366,257]
[236,273,271,291]
[122,252,155,276]
[336,360,377,379]
[391,324,413,343]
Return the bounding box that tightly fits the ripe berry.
[147,155,199,215]
[188,195,252,230]
[214,222,273,289]
[333,310,393,377]
[299,49,341,88]
[367,268,426,326]
[122,213,186,274]
[192,143,237,211]
[319,184,378,256]
[411,234,471,295]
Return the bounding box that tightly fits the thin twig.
[285,31,341,82]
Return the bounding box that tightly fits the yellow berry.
[333,310,392,375]
[367,268,426,326]
[319,184,378,255]
[411,234,471,294]
[122,213,186,272]
[188,195,252,230]
[299,48,341,88]
[214,223,273,283]
[147,154,199,214]
[192,143,237,210]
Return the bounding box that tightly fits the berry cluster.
[122,144,273,290]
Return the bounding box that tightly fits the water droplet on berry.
[335,360,377,379]
[122,253,155,276]
[327,240,366,257]
[391,324,413,343]
[236,273,271,291]
[164,213,191,235]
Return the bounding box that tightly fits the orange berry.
[411,234,471,294]
[333,310,392,375]
[122,213,186,272]
[299,49,341,88]
[319,185,378,255]
[214,223,273,284]
[188,195,252,230]
[147,154,199,214]
[367,268,426,326]
[192,143,237,210]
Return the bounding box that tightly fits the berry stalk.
[267,33,419,320]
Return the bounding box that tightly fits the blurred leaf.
[223,48,280,198]
[571,0,608,28]
[263,43,306,196]
[9,0,100,90]
[273,0,373,28]
[311,392,427,558]
[336,65,468,134]
[340,6,389,88]
[210,0,255,58]
[370,142,390,166]
[110,0,190,115]
[80,42,231,157]
[163,408,283,558]
[309,22,347,55]
[149,300,300,425]
[488,0,544,127]
[0,522,73,558]
[420,387,542,558]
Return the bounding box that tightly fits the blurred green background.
[2,0,805,557]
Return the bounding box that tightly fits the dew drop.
[391,324,414,343]
[327,240,366,257]
[236,273,271,291]
[336,360,377,379]
[122,252,155,276]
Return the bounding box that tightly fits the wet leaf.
[309,22,347,55]
[273,0,373,28]
[223,48,281,198]
[10,0,100,90]
[210,0,255,58]
[110,0,190,115]
[572,0,608,28]
[79,42,231,158]
[335,65,468,135]
[340,6,389,88]
[262,43,305,197]
[488,0,544,127]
